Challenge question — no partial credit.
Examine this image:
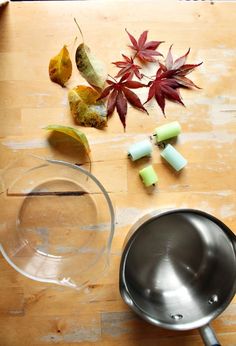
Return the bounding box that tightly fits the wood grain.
[0,1,236,345]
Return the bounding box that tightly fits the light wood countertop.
[0,1,235,345]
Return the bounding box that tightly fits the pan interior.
[124,212,236,329]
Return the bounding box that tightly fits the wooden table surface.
[0,1,236,345]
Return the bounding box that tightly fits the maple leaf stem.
[108,74,117,82]
[142,74,155,81]
[133,52,138,60]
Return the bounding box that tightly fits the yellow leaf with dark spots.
[68,85,107,129]
[49,46,72,87]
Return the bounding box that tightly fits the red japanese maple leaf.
[125,29,163,62]
[112,55,142,80]
[145,69,184,115]
[145,46,202,114]
[159,45,202,88]
[97,74,148,129]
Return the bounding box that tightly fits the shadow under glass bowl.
[0,156,115,290]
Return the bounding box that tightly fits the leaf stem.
[87,153,92,174]
[66,36,78,50]
[142,74,155,81]
[75,153,92,175]
[133,52,138,60]
[74,18,85,43]
[108,74,117,82]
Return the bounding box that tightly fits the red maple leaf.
[97,74,148,129]
[145,46,202,114]
[125,29,163,62]
[160,45,202,88]
[112,55,142,80]
[145,69,184,115]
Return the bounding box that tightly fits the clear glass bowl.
[0,156,115,289]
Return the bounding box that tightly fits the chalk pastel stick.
[139,165,158,187]
[154,121,181,142]
[161,144,187,171]
[128,139,152,161]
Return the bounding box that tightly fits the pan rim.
[119,208,236,331]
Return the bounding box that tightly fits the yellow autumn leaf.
[68,85,107,129]
[49,45,72,87]
[44,124,90,154]
[75,43,107,90]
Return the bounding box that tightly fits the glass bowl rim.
[0,157,115,289]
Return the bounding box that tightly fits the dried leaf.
[68,85,107,129]
[98,73,147,130]
[145,47,202,114]
[112,55,142,80]
[107,89,118,116]
[116,91,128,129]
[44,124,90,154]
[161,46,202,87]
[49,45,72,87]
[75,43,107,90]
[125,29,163,62]
[165,46,190,70]
[145,71,184,114]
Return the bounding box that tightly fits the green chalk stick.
[139,165,158,187]
[154,121,181,142]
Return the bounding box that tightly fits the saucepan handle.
[232,233,236,254]
[199,324,221,346]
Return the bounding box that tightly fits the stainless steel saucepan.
[119,209,236,346]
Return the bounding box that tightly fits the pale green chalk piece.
[128,139,152,161]
[139,165,158,187]
[161,144,187,171]
[154,121,181,142]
